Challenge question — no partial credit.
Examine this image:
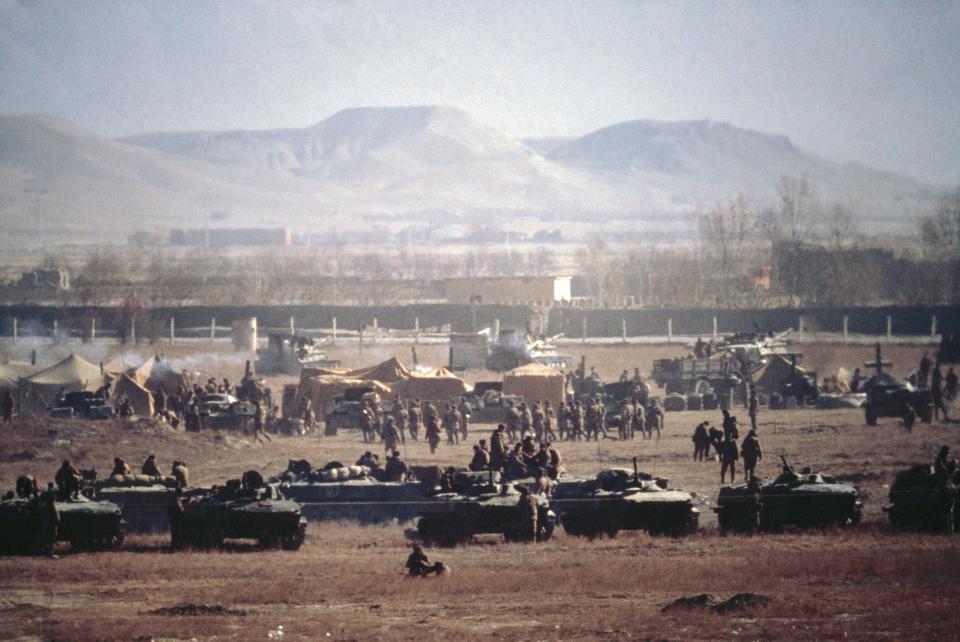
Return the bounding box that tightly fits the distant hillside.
[0,109,944,246]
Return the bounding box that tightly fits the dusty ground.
[1,340,958,640]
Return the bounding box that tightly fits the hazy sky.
[1,0,958,183]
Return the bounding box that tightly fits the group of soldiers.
[692,408,763,484]
[353,397,473,455]
[467,424,565,485]
[108,454,189,487]
[917,353,957,421]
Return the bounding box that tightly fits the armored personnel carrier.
[861,344,934,427]
[714,458,862,533]
[96,474,182,533]
[414,473,556,547]
[0,495,54,554]
[885,464,959,532]
[56,494,126,550]
[551,464,700,538]
[170,478,306,550]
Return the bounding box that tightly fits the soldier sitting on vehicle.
[384,451,409,482]
[468,444,491,471]
[110,457,131,477]
[141,455,162,477]
[406,544,446,577]
[54,460,81,499]
[16,474,37,499]
[172,461,189,488]
[356,451,380,470]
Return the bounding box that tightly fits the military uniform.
[407,401,421,441]
[518,488,539,542]
[425,416,441,454]
[740,431,762,480]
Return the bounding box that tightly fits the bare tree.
[698,194,755,305]
[919,185,960,261]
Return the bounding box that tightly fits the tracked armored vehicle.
[552,464,699,538]
[56,494,126,550]
[885,465,958,532]
[96,474,182,532]
[171,479,306,550]
[414,473,556,547]
[715,458,862,533]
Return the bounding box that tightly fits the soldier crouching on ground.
[406,544,447,577]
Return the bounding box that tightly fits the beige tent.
[502,362,566,409]
[299,356,411,390]
[299,376,392,414]
[111,373,155,417]
[19,354,105,416]
[391,367,469,402]
[128,355,188,392]
[101,356,132,379]
[0,362,43,392]
[751,354,809,393]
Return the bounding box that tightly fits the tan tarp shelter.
[111,373,155,417]
[101,356,132,379]
[19,354,105,417]
[751,354,809,393]
[391,367,469,401]
[299,376,392,414]
[0,362,43,392]
[128,355,188,392]
[502,362,565,408]
[300,357,411,387]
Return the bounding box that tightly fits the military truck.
[885,464,959,532]
[551,463,700,538]
[714,457,862,533]
[323,388,392,432]
[170,478,306,550]
[861,344,934,427]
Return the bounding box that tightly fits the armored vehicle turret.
[551,464,700,538]
[715,457,862,533]
[414,473,556,547]
[171,475,306,550]
[885,464,959,532]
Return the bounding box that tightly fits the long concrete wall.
[548,305,959,338]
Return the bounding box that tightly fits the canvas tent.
[299,376,392,414]
[502,362,565,409]
[128,355,188,392]
[19,354,105,417]
[300,357,411,387]
[111,373,155,417]
[391,367,469,401]
[0,362,43,392]
[751,354,809,393]
[101,356,132,379]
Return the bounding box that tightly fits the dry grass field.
[1,341,958,640]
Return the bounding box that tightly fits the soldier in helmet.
[542,400,558,441]
[393,397,408,445]
[505,404,521,442]
[425,413,442,455]
[39,484,60,558]
[517,486,539,542]
[531,402,545,443]
[382,416,402,454]
[407,399,421,442]
[141,454,161,477]
[719,434,739,484]
[406,544,445,577]
[740,430,763,481]
[54,460,81,499]
[489,424,507,471]
[110,457,131,477]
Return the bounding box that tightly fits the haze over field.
[0,1,957,246]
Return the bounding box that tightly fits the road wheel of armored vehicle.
[561,511,619,538]
[539,515,556,542]
[418,515,471,548]
[281,527,305,551]
[717,508,756,535]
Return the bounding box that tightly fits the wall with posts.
[548,306,959,339]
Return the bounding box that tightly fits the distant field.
[1,340,957,640]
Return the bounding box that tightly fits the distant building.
[18,269,70,290]
[169,228,291,247]
[444,276,572,305]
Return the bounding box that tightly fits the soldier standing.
[945,367,958,400]
[748,385,759,433]
[54,460,80,499]
[531,402,545,443]
[39,486,59,558]
[931,365,948,421]
[490,424,507,471]
[1,390,13,422]
[457,397,471,441]
[719,434,739,484]
[721,409,740,441]
[646,403,663,441]
[740,430,763,481]
[517,486,539,542]
[571,401,584,441]
[520,402,533,438]
[632,401,645,440]
[543,400,558,441]
[620,399,634,440]
[505,404,521,442]
[382,416,402,454]
[360,403,377,443]
[393,398,408,445]
[407,400,421,442]
[425,414,442,454]
[918,352,932,387]
[692,421,710,461]
[556,402,568,441]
